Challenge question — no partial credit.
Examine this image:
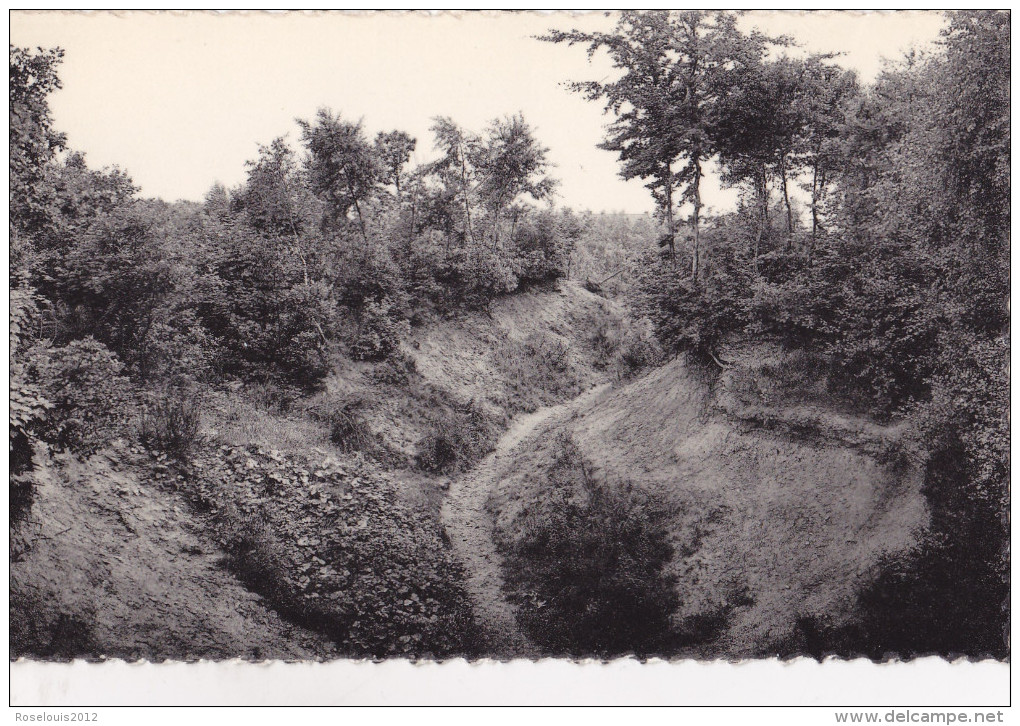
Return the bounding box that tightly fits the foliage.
[10,45,68,238]
[415,402,498,475]
[351,296,411,362]
[10,287,54,522]
[567,211,661,297]
[181,444,477,656]
[615,10,1009,655]
[138,384,203,460]
[493,332,582,414]
[617,325,663,377]
[544,12,780,275]
[310,396,377,455]
[513,208,578,286]
[497,433,679,656]
[33,338,133,455]
[299,109,380,239]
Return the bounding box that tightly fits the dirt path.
[441,383,611,657]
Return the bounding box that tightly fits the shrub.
[617,326,662,376]
[414,400,500,474]
[493,332,581,414]
[415,431,458,473]
[190,445,477,656]
[245,379,295,414]
[138,385,203,460]
[10,288,53,521]
[217,501,298,616]
[512,209,576,286]
[35,337,133,455]
[312,397,376,454]
[497,433,679,656]
[370,349,417,385]
[632,247,750,364]
[587,311,622,370]
[351,296,410,362]
[137,317,215,384]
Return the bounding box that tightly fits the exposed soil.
[440,383,611,657]
[10,443,335,661]
[487,357,928,658]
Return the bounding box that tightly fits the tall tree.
[712,53,803,267]
[791,57,860,249]
[374,130,416,203]
[10,46,67,239]
[543,11,769,279]
[298,109,379,245]
[428,116,478,246]
[472,113,556,247]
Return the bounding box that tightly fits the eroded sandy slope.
[11,444,334,661]
[488,358,928,657]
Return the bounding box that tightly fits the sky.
[10,10,949,214]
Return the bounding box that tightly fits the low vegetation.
[172,444,477,657]
[495,433,679,657]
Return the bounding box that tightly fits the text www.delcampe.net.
[835,711,1005,724]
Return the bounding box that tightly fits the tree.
[712,55,805,267]
[472,113,556,247]
[543,11,769,279]
[10,46,67,238]
[299,109,380,244]
[374,130,416,202]
[791,57,859,248]
[428,116,478,247]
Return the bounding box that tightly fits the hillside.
[11,444,335,661]
[486,353,929,658]
[11,281,633,660]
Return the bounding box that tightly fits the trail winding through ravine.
[440,383,611,657]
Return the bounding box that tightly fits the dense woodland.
[9,10,1009,658]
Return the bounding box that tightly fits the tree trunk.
[509,207,520,249]
[352,196,369,248]
[459,141,474,246]
[753,167,768,275]
[692,156,702,281]
[492,206,500,250]
[810,162,819,246]
[341,163,370,247]
[409,178,419,245]
[664,162,676,265]
[780,155,793,244]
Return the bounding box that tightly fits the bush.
[496,433,679,656]
[617,325,662,377]
[138,385,203,460]
[10,290,52,477]
[370,349,417,385]
[311,397,377,454]
[351,296,410,362]
[137,317,215,384]
[631,243,750,363]
[189,445,477,656]
[587,311,623,370]
[35,337,133,455]
[415,408,472,474]
[245,379,295,414]
[413,396,501,474]
[512,209,576,286]
[493,332,581,414]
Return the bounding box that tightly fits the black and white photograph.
[8,8,1010,708]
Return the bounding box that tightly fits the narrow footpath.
[440,384,611,658]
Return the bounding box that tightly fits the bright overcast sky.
[11,10,948,214]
